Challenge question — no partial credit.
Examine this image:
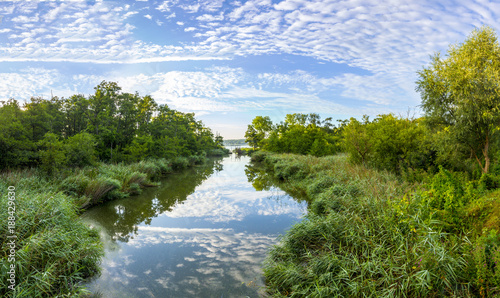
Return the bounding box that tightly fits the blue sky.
[0,0,498,138]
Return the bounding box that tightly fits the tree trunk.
[483,134,490,173]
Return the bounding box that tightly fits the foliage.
[0,81,226,170]
[245,113,343,156]
[416,26,500,173]
[342,114,434,175]
[37,133,65,175]
[255,152,500,297]
[65,132,97,167]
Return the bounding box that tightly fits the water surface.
[82,155,306,297]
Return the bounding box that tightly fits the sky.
[0,0,498,139]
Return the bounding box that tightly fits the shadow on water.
[81,156,307,298]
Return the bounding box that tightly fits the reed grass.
[257,152,485,297]
[0,185,102,297]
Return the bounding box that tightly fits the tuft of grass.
[0,186,103,297]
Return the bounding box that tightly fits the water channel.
[81,155,307,297]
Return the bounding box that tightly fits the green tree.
[65,132,97,167]
[245,116,273,149]
[37,133,65,175]
[417,26,500,173]
[342,116,372,164]
[0,99,34,168]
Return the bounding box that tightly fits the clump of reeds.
[0,183,103,297]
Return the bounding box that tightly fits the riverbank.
[0,153,225,297]
[253,151,500,297]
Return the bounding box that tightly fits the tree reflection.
[82,158,224,243]
[244,161,310,203]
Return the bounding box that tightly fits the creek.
[81,155,306,297]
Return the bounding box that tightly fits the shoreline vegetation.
[0,152,229,297]
[252,151,500,297]
[0,80,230,296]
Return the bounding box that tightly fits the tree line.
[0,81,225,173]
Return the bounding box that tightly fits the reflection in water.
[82,155,306,297]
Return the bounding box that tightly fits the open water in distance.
[81,155,307,297]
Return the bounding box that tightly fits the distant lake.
[82,155,306,297]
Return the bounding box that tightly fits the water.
[81,155,307,297]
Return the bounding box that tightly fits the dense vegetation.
[255,26,500,297]
[0,81,226,172]
[254,152,500,297]
[245,114,345,157]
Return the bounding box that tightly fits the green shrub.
[250,151,266,163]
[188,155,207,166]
[171,156,189,170]
[273,161,308,180]
[479,173,500,191]
[65,132,97,167]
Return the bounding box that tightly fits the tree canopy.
[417,26,500,173]
[0,81,225,171]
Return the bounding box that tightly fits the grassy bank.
[254,151,500,297]
[0,153,217,297]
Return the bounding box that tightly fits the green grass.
[0,183,103,297]
[256,152,497,297]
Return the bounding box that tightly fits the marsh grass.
[257,152,484,297]
[0,186,102,297]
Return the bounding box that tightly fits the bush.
[188,154,207,166]
[273,160,308,180]
[65,132,97,167]
[250,151,266,163]
[171,156,189,170]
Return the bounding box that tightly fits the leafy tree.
[342,116,372,164]
[417,26,500,173]
[37,133,65,175]
[0,99,34,168]
[24,97,64,142]
[245,116,273,149]
[62,94,88,137]
[65,132,97,167]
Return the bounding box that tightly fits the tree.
[245,116,273,149]
[37,133,65,175]
[65,132,97,167]
[417,26,500,173]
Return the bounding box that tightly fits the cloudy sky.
[0,0,497,138]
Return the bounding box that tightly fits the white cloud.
[144,14,152,19]
[156,0,179,12]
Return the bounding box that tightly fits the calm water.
[81,155,307,297]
